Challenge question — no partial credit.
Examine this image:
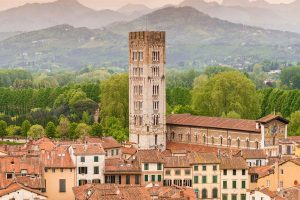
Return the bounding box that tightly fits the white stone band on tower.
[128,31,166,150]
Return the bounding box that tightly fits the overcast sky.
[0,0,296,10]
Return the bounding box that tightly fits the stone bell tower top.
[128,31,167,150]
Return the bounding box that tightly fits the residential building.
[129,31,167,150]
[136,150,164,186]
[40,145,76,200]
[163,156,192,188]
[247,188,284,200]
[189,152,221,199]
[220,157,248,200]
[69,143,106,186]
[238,149,268,167]
[104,157,141,185]
[85,136,122,158]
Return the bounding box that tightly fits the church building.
[128,31,289,156]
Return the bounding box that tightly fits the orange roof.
[148,186,196,200]
[0,182,47,198]
[163,156,190,168]
[167,114,260,133]
[239,149,267,159]
[86,137,122,149]
[105,158,140,173]
[40,145,75,168]
[260,188,284,200]
[73,184,151,200]
[72,143,105,155]
[220,156,248,170]
[189,152,220,164]
[248,165,274,178]
[121,146,137,156]
[257,114,289,124]
[136,149,164,163]
[0,156,43,175]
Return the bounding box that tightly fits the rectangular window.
[52,168,55,173]
[126,175,130,184]
[242,169,246,175]
[80,157,85,162]
[157,163,162,170]
[213,175,218,183]
[223,169,227,175]
[135,175,140,185]
[158,175,162,182]
[144,175,148,182]
[194,176,199,184]
[280,169,284,175]
[232,194,237,200]
[185,169,191,175]
[78,167,88,174]
[166,170,170,175]
[202,165,207,171]
[213,165,217,171]
[175,170,181,175]
[202,176,207,184]
[194,165,198,171]
[232,180,237,189]
[94,156,98,162]
[94,166,99,174]
[242,180,246,189]
[233,169,236,175]
[144,163,149,170]
[151,175,155,182]
[111,149,114,156]
[241,194,246,200]
[223,181,227,189]
[222,194,228,200]
[59,179,66,193]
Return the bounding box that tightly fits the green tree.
[221,111,241,119]
[192,71,261,119]
[280,66,300,89]
[91,122,103,137]
[103,117,128,142]
[75,123,91,139]
[69,122,78,139]
[0,120,7,139]
[28,125,45,140]
[45,122,56,138]
[204,66,235,78]
[100,74,129,128]
[81,111,91,124]
[21,120,31,137]
[289,111,300,136]
[6,125,22,136]
[56,117,70,139]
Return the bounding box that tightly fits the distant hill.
[179,0,300,33]
[0,7,300,70]
[0,0,125,32]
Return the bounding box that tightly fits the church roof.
[256,114,289,124]
[167,114,260,133]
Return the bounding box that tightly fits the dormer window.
[6,173,13,179]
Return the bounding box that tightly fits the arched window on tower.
[246,139,250,148]
[228,137,231,147]
[203,134,206,144]
[220,136,223,146]
[211,137,214,145]
[237,138,241,148]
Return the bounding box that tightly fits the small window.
[242,169,246,175]
[94,156,98,162]
[166,170,171,175]
[126,175,130,184]
[158,175,162,182]
[202,176,207,184]
[213,175,218,183]
[144,175,148,182]
[242,180,246,189]
[280,169,284,175]
[175,170,181,175]
[194,176,199,184]
[213,165,217,171]
[241,194,246,200]
[59,179,66,192]
[151,175,155,182]
[52,169,56,173]
[135,175,140,184]
[144,163,149,170]
[80,157,85,162]
[233,169,236,175]
[232,194,237,200]
[223,169,227,176]
[232,180,237,189]
[157,163,162,170]
[6,173,13,179]
[194,165,199,171]
[202,165,207,171]
[94,166,99,174]
[222,194,228,200]
[185,169,191,175]
[223,181,227,189]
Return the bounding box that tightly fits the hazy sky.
[0,0,296,10]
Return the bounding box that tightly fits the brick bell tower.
[128,31,166,150]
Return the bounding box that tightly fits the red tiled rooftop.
[40,145,75,168]
[136,149,164,163]
[105,158,140,173]
[167,114,260,133]
[163,156,190,168]
[220,156,248,170]
[257,114,289,124]
[0,182,46,198]
[0,156,43,175]
[248,165,274,178]
[121,146,137,156]
[71,143,105,155]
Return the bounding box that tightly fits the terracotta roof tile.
[148,186,196,200]
[189,152,220,164]
[105,158,140,173]
[248,165,274,178]
[136,149,164,163]
[86,137,122,149]
[167,114,260,133]
[220,156,248,170]
[40,145,75,168]
[71,143,105,155]
[257,114,289,124]
[0,156,43,175]
[163,156,191,168]
[0,182,47,198]
[239,149,268,159]
[121,146,137,156]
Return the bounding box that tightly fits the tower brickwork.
[128,31,166,150]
